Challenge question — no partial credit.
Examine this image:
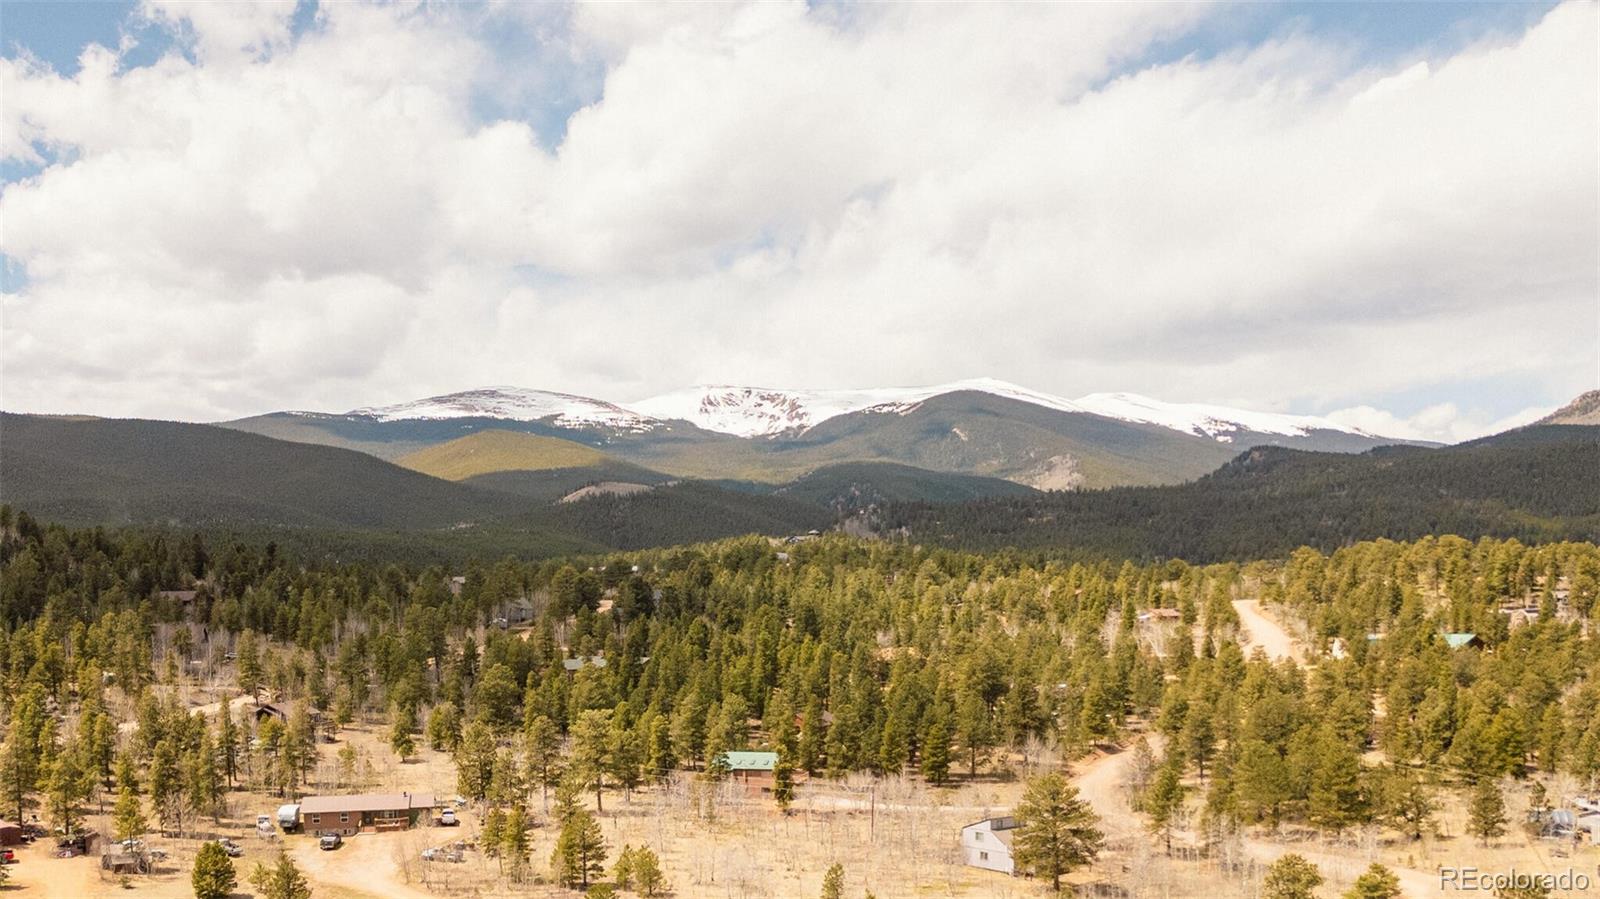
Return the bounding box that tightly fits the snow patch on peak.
[1073,392,1372,442]
[630,379,1089,438]
[351,387,660,431]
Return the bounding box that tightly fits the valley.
[0,517,1594,899]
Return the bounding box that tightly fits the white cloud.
[0,0,1594,434]
[1325,402,1556,445]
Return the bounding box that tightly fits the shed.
[961,816,1018,875]
[299,792,437,836]
[1578,812,1600,841]
[0,821,21,846]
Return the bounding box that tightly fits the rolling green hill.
[0,413,828,556]
[397,430,612,480]
[879,425,1600,561]
[772,460,1038,511]
[0,413,527,530]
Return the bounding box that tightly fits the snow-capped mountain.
[629,379,1372,443]
[1073,392,1372,443]
[629,378,1087,438]
[330,379,1382,445]
[348,387,660,432]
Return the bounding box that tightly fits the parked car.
[255,815,275,835]
[215,838,244,858]
[437,808,458,827]
[318,833,342,851]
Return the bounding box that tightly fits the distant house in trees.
[1137,608,1182,622]
[157,589,198,606]
[448,576,466,597]
[960,816,1018,875]
[1442,633,1480,650]
[562,656,608,675]
[253,700,320,727]
[717,751,781,792]
[506,597,536,624]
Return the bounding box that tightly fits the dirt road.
[1072,736,1162,840]
[1232,599,1302,663]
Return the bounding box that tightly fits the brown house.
[299,792,437,836]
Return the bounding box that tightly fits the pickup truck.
[318,833,342,851]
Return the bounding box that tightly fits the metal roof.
[719,751,778,771]
[299,792,436,814]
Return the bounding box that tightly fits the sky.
[1,0,1595,444]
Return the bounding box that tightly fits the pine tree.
[1468,779,1507,846]
[454,721,496,801]
[1342,862,1401,899]
[645,714,676,782]
[1262,853,1322,899]
[192,840,238,899]
[427,702,462,752]
[43,751,86,834]
[150,738,184,835]
[922,715,951,786]
[236,631,263,700]
[550,807,607,888]
[217,709,239,787]
[249,851,312,899]
[613,844,638,889]
[821,862,845,899]
[480,807,506,859]
[390,704,417,761]
[1232,739,1291,828]
[773,754,796,812]
[1012,773,1105,892]
[1308,727,1369,835]
[1144,760,1186,855]
[1377,765,1435,840]
[524,715,564,811]
[500,806,530,871]
[186,730,223,821]
[0,685,49,822]
[112,784,146,843]
[608,716,644,800]
[954,692,992,779]
[631,845,668,896]
[571,709,614,812]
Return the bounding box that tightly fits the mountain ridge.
[219,380,1437,490]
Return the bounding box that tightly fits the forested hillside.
[879,425,1600,561]
[0,509,1596,869]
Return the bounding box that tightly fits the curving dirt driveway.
[1232,599,1303,663]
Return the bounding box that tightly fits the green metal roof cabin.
[719,751,778,772]
[1443,633,1480,650]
